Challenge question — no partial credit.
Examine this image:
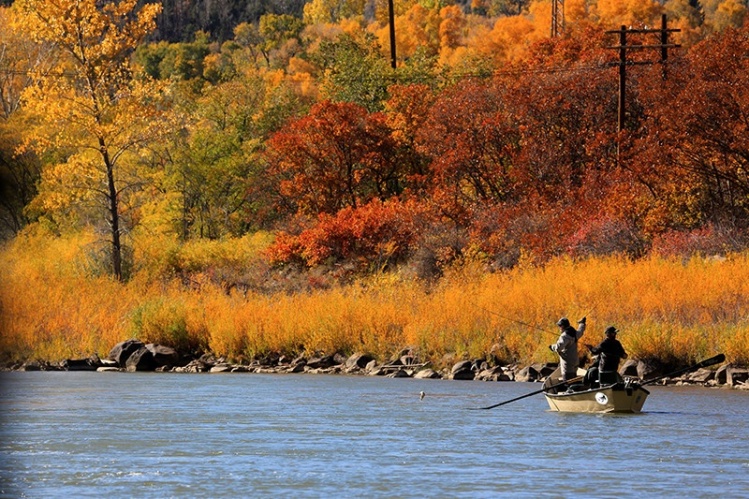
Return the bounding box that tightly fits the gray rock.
[109,339,145,367]
[476,366,513,382]
[306,355,337,369]
[451,360,473,374]
[715,364,729,384]
[515,365,539,382]
[414,368,441,379]
[687,368,715,383]
[637,358,666,380]
[287,363,306,373]
[531,362,557,378]
[145,344,179,367]
[125,346,158,372]
[727,367,749,386]
[345,353,375,370]
[62,356,102,371]
[620,359,639,377]
[450,360,475,380]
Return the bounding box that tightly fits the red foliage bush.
[650,224,743,258]
[265,198,426,268]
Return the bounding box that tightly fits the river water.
[1,372,747,498]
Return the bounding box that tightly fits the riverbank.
[6,339,748,391]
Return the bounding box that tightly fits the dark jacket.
[590,338,627,373]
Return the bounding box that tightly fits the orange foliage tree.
[630,23,749,245]
[415,80,521,226]
[264,100,402,217]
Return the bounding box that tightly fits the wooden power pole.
[388,0,397,69]
[605,14,680,165]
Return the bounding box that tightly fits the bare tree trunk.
[101,141,122,281]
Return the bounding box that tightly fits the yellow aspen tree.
[593,0,662,26]
[439,4,466,61]
[13,0,166,280]
[708,0,748,31]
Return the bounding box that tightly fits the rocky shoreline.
[5,339,749,390]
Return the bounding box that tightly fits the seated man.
[583,356,600,389]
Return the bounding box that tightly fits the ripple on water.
[1,373,748,498]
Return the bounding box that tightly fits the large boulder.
[345,353,375,371]
[531,362,557,378]
[61,355,103,371]
[306,355,338,369]
[515,365,540,382]
[414,368,441,379]
[125,346,158,372]
[687,368,715,383]
[450,360,475,380]
[620,359,639,377]
[146,343,179,368]
[726,367,749,386]
[109,339,145,367]
[637,358,667,380]
[476,366,513,382]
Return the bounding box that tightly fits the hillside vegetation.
[1,0,748,367]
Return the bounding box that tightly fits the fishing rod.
[476,305,561,340]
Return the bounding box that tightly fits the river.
[1,372,747,498]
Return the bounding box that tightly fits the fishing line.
[475,304,559,340]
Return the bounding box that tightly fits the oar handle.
[471,375,584,410]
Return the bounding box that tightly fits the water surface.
[1,372,747,498]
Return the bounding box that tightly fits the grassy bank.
[1,228,747,369]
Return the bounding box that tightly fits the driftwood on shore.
[5,339,749,390]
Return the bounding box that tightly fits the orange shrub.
[2,228,748,369]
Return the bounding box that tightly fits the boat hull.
[544,384,649,413]
[542,367,650,413]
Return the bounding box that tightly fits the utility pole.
[388,0,397,69]
[605,14,680,166]
[551,0,564,37]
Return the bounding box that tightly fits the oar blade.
[698,353,725,368]
[640,353,726,387]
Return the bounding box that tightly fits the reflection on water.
[1,373,748,498]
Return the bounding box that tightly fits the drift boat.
[542,368,650,413]
[470,354,723,412]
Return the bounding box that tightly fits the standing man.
[588,326,628,385]
[550,316,586,381]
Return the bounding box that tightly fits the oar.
[639,353,725,387]
[470,375,584,410]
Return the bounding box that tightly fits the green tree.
[153,67,304,239]
[313,33,395,112]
